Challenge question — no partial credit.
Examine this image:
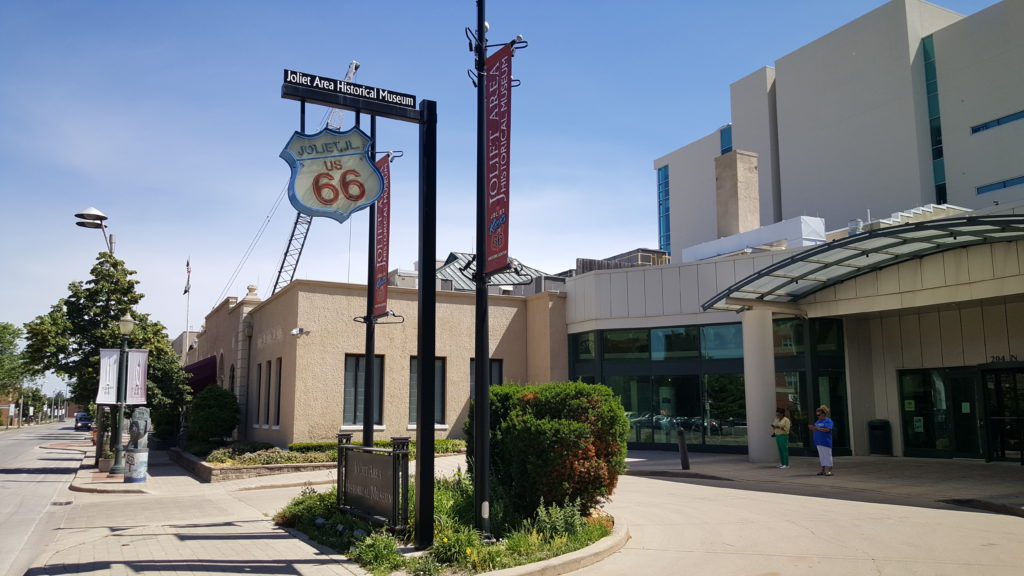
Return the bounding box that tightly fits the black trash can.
[868,419,892,455]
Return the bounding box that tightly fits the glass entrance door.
[983,370,1024,462]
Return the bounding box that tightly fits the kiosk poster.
[280,127,384,225]
[484,43,512,274]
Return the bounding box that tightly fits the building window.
[263,360,271,426]
[977,175,1024,195]
[700,324,743,359]
[604,330,650,360]
[409,357,446,425]
[971,109,1024,134]
[229,364,235,395]
[651,327,698,360]
[657,165,671,254]
[254,362,262,425]
[274,357,282,427]
[922,35,946,203]
[343,355,384,426]
[469,358,503,399]
[719,124,733,155]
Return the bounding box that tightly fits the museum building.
[184,0,1022,464]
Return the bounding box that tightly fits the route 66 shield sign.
[280,126,384,224]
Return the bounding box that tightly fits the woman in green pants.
[771,407,791,468]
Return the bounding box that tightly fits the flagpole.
[183,258,191,365]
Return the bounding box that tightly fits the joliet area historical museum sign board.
[345,450,395,520]
[284,69,417,110]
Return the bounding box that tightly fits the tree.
[0,322,28,399]
[22,251,191,438]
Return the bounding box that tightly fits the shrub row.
[287,438,467,460]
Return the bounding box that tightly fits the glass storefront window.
[704,374,746,446]
[607,375,654,443]
[572,332,596,361]
[772,319,805,357]
[651,327,699,360]
[813,318,843,355]
[775,372,805,448]
[604,330,650,360]
[700,324,743,359]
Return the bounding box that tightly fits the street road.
[0,422,81,576]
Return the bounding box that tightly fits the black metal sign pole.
[472,0,492,538]
[415,99,438,549]
[362,113,377,448]
[280,77,436,549]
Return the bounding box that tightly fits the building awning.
[702,215,1024,312]
[184,356,217,395]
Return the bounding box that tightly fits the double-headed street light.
[75,207,115,254]
[109,312,136,475]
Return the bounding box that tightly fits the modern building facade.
[655,0,1024,258]
[573,0,1024,464]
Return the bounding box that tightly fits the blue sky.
[0,1,997,393]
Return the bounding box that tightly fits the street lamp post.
[76,207,116,466]
[109,313,136,475]
[74,207,115,254]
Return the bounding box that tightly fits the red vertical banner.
[484,44,513,274]
[372,156,391,318]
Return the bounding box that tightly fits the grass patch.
[275,472,612,575]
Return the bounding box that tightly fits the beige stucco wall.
[204,280,567,447]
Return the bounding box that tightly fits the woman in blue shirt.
[808,405,834,476]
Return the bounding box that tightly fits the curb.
[278,525,370,575]
[625,469,732,482]
[479,522,630,576]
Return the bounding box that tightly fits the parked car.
[74,412,93,431]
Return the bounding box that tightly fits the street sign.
[280,127,384,225]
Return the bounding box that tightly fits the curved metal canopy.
[702,214,1024,312]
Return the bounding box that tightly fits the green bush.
[187,386,239,447]
[348,530,405,575]
[288,438,466,459]
[533,498,587,541]
[466,381,628,525]
[207,447,334,466]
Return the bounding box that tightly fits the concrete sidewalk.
[30,440,1023,575]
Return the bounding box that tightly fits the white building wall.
[653,131,720,260]
[774,0,962,230]
[934,0,1024,206]
[731,67,780,225]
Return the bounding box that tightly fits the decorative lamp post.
[109,312,136,475]
[75,207,115,466]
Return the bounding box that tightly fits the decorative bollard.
[677,427,690,470]
[124,407,151,483]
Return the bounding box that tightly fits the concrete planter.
[168,447,335,483]
[98,458,113,473]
